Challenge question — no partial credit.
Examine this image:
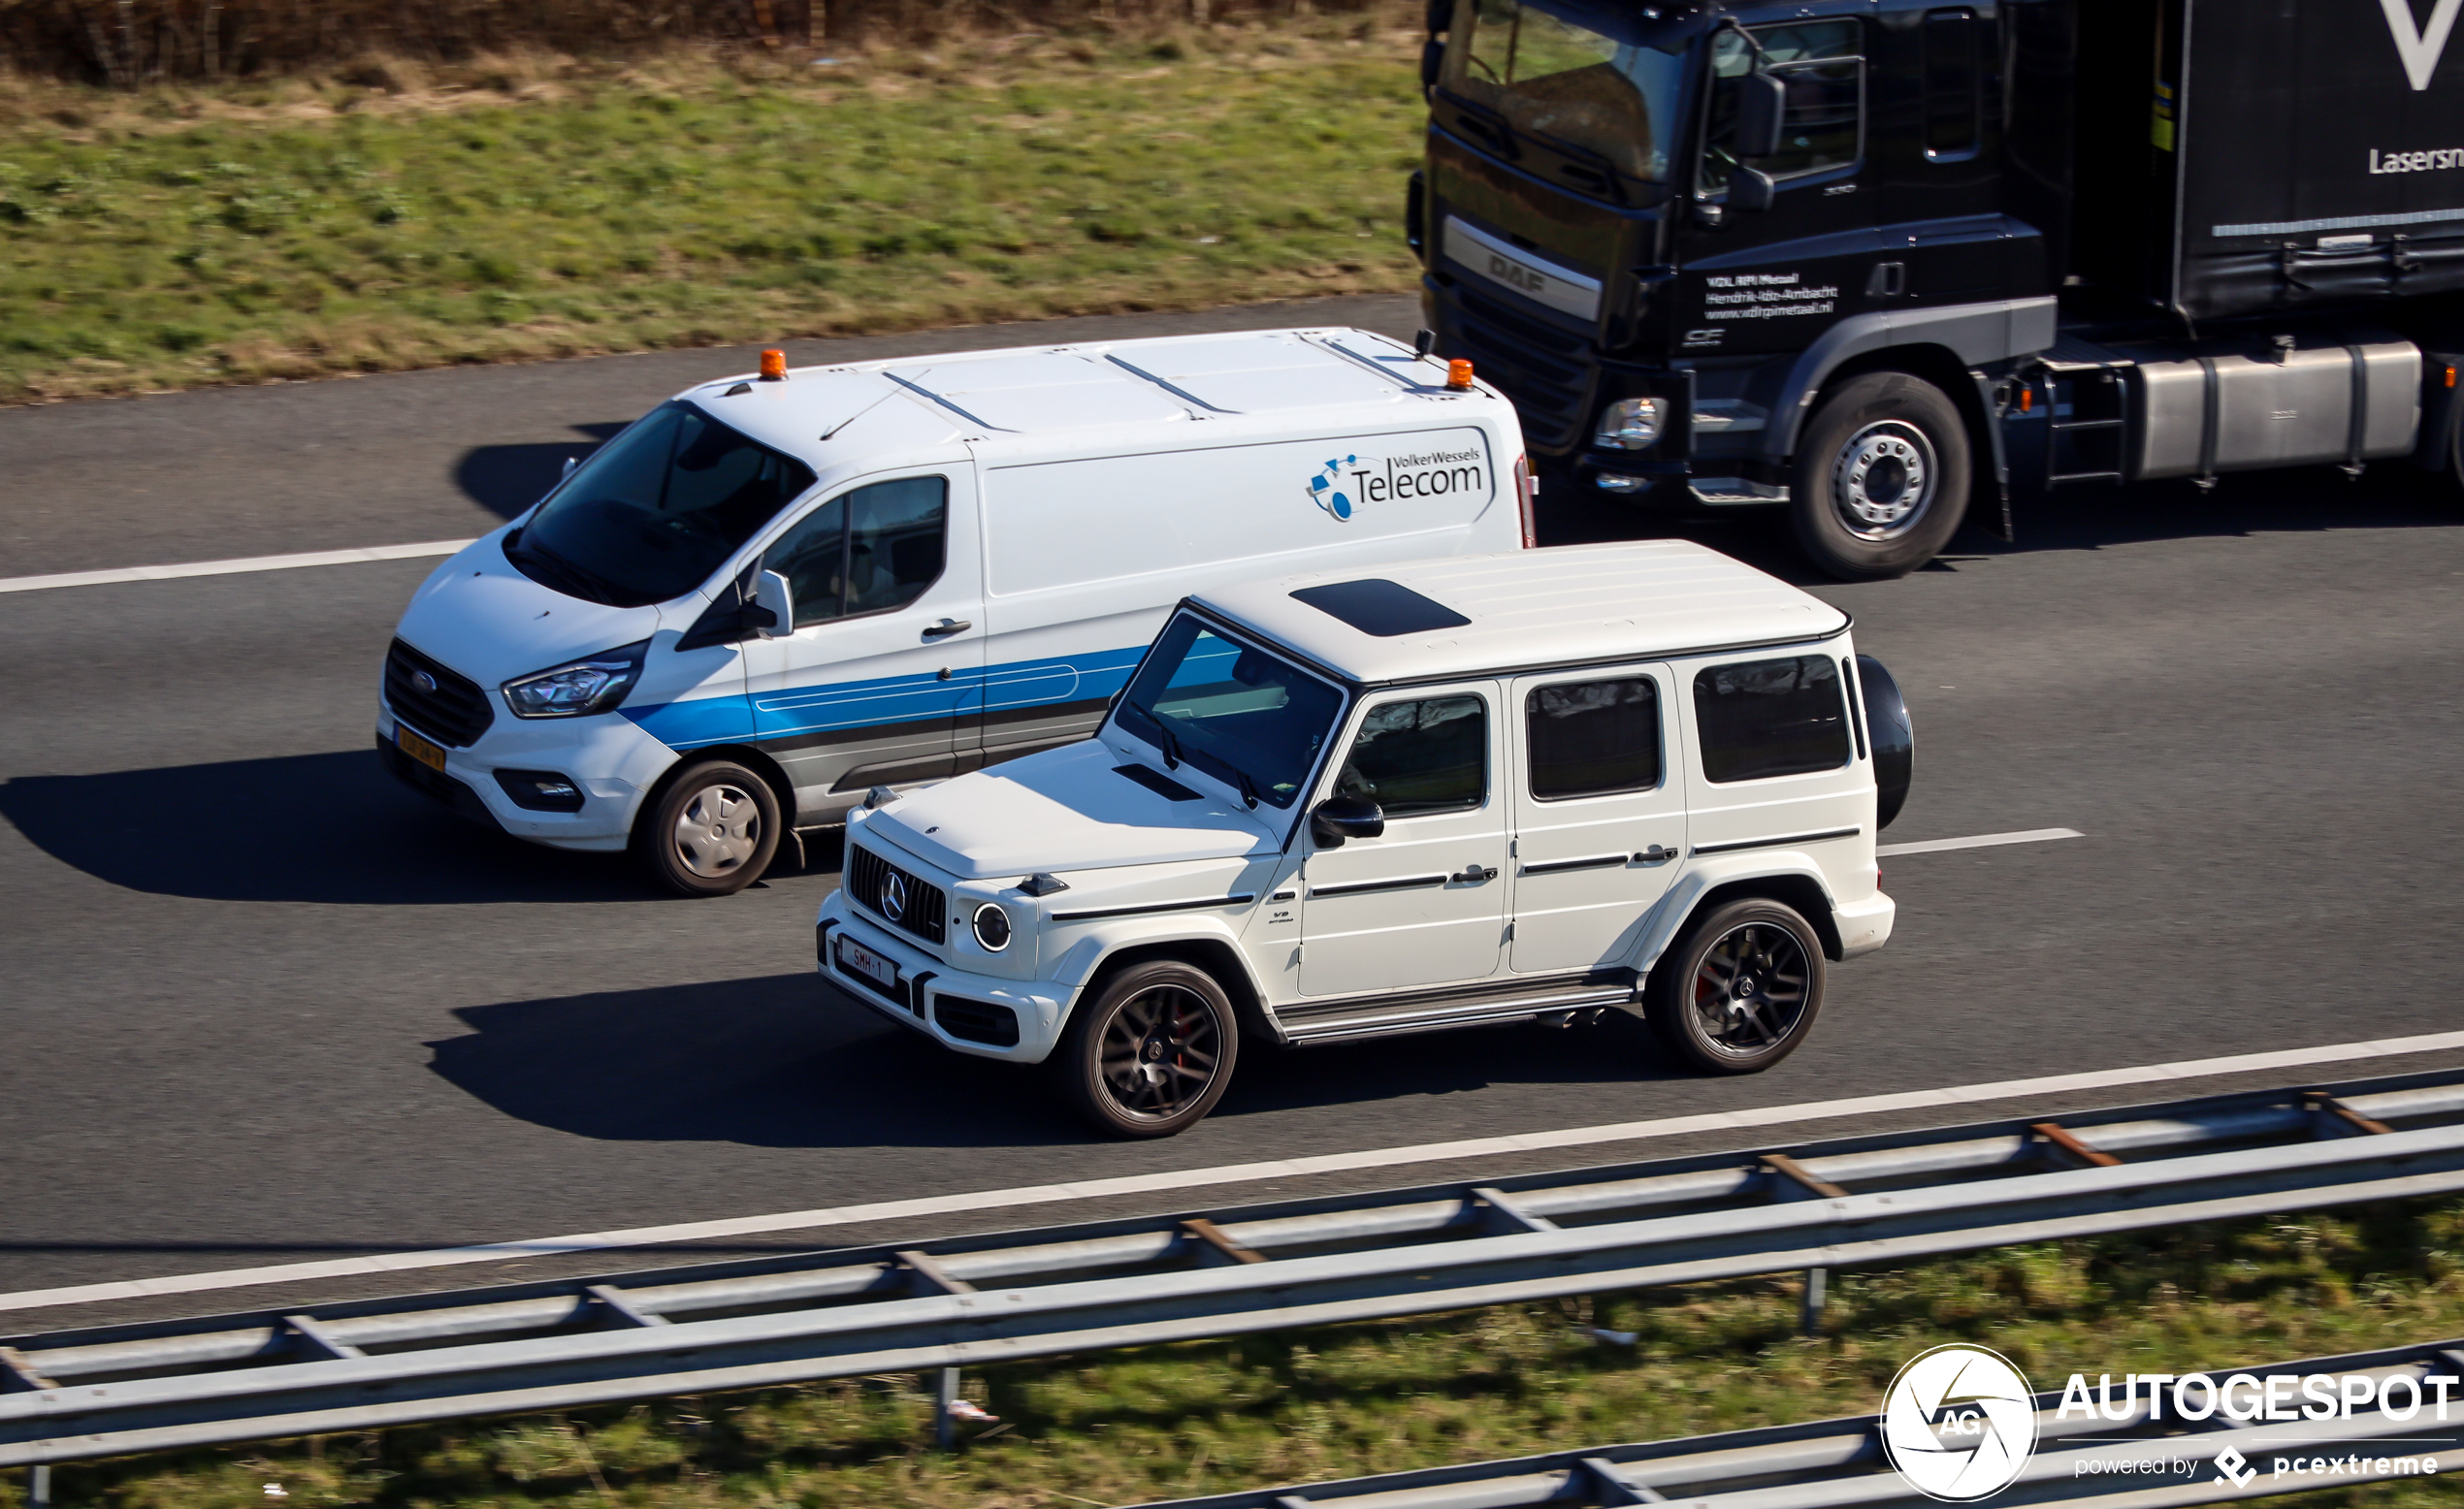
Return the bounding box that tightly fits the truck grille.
[384,639,494,747]
[847,843,948,947]
[1449,286,1597,451]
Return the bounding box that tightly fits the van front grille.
[384,639,494,747]
[847,844,948,947]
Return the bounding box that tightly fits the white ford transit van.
[816,541,1912,1137]
[377,329,1534,894]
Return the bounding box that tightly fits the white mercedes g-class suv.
[814,540,1912,1137]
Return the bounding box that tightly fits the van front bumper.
[375,703,668,852]
[816,893,1069,1064]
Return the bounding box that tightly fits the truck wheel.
[1791,371,1971,580]
[1054,959,1239,1139]
[637,758,780,898]
[1649,898,1826,1074]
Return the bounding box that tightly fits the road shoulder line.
[0,539,477,594]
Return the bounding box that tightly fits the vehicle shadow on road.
[425,974,1684,1148]
[1542,461,2463,582]
[0,749,662,905]
[451,423,627,520]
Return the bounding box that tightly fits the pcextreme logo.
[2381,0,2461,90]
[1305,448,1490,522]
[1881,1345,2039,1501]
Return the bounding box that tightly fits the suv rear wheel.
[1649,898,1827,1074]
[1791,371,1971,580]
[1054,959,1240,1138]
[637,758,780,898]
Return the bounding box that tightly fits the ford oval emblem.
[412,669,438,693]
[881,872,908,923]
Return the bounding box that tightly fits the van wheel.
[1791,371,1970,580]
[1054,960,1239,1139]
[637,758,780,898]
[1649,898,1826,1074]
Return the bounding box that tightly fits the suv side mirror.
[1735,71,1786,160]
[751,569,794,640]
[1856,654,1914,828]
[1310,793,1385,848]
[1730,166,1776,212]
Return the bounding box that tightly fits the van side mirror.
[1311,793,1385,848]
[1730,166,1776,212]
[1735,71,1786,160]
[752,569,794,640]
[1856,654,1914,829]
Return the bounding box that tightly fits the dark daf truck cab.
[1410,0,2464,576]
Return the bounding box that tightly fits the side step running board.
[1280,983,1640,1045]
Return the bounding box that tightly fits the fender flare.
[1624,853,1848,990]
[1753,297,2058,466]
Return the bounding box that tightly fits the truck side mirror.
[1735,71,1787,160]
[1310,794,1385,848]
[752,569,794,640]
[1730,166,1776,212]
[1856,654,1914,829]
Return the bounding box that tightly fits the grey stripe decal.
[1691,826,1861,856]
[1519,852,1630,877]
[2213,206,2464,238]
[1050,893,1257,922]
[1310,874,1449,899]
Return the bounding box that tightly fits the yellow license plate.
[395,724,448,772]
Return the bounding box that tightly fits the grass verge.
[16,1197,2464,1507]
[0,19,1425,404]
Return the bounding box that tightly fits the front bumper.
[816,893,1071,1064]
[375,700,671,852]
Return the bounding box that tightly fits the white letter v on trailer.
[2381,0,2462,90]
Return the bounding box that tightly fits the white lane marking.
[0,540,476,594]
[8,1027,2464,1315]
[1879,827,2084,857]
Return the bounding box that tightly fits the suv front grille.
[847,843,948,947]
[1449,286,1598,450]
[385,639,494,747]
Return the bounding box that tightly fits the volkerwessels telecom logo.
[1308,456,1361,521]
[1881,1345,2039,1501]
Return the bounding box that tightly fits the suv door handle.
[1450,865,1499,883]
[922,618,972,638]
[1633,845,1679,864]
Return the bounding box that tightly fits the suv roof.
[1194,541,1852,686]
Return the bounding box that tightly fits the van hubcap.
[1689,922,1811,1060]
[671,783,761,877]
[1832,422,1935,540]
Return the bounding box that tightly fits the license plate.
[395,723,447,773]
[836,934,899,993]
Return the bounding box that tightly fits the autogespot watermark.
[1877,1346,2457,1500]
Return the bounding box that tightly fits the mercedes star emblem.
[881,872,908,922]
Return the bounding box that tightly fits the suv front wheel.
[1650,898,1827,1074]
[1054,959,1240,1138]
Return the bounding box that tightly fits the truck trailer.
[1408,0,2464,576]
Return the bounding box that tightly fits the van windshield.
[1115,615,1345,811]
[510,402,818,608]
[1441,0,1690,183]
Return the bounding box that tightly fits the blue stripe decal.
[624,645,1150,753]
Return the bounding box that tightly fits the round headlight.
[972,902,1014,952]
[1593,396,1666,450]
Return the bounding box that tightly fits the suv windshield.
[511,402,818,608]
[1442,0,1690,182]
[1115,615,1345,811]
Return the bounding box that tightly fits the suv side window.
[1701,20,1864,193]
[1528,678,1662,800]
[1693,656,1851,782]
[761,476,946,628]
[1336,695,1487,818]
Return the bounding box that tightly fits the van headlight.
[502,640,648,719]
[1594,397,1666,450]
[972,902,1015,952]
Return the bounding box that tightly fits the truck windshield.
[1441,0,1690,183]
[1115,615,1345,811]
[510,402,818,608]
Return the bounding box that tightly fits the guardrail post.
[935,1366,960,1451]
[1799,1267,1828,1335]
[29,1463,51,1508]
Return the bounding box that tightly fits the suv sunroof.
[1288,579,1473,637]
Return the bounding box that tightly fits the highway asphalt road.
[5,296,2464,1333]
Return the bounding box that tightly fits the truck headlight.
[972,902,1015,952]
[1594,397,1666,450]
[502,640,648,719]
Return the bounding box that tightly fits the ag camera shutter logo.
[1881,1344,2039,1501]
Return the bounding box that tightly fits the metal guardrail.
[1127,1333,2464,1509]
[5,1070,2464,1470]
